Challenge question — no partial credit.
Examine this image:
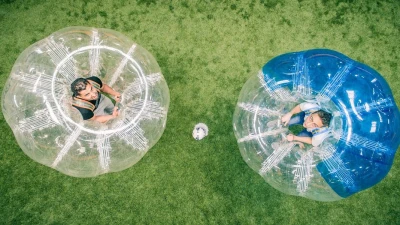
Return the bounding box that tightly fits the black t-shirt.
[72,76,103,120]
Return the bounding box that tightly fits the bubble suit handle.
[1,27,170,177]
[233,49,400,201]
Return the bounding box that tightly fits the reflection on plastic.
[1,27,170,177]
[233,49,399,201]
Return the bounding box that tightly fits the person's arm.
[287,134,312,145]
[281,104,302,126]
[100,84,121,102]
[89,107,119,123]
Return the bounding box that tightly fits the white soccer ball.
[192,123,208,140]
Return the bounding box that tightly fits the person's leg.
[94,95,115,116]
[102,96,115,115]
[268,112,306,128]
[288,111,305,126]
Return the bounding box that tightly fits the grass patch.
[0,0,399,224]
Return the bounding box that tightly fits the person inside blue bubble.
[70,76,121,123]
[268,102,332,148]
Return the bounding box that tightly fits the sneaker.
[267,119,281,128]
[271,142,280,150]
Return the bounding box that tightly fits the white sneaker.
[267,119,281,128]
[271,142,280,150]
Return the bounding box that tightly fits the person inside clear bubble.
[71,76,121,123]
[268,102,332,148]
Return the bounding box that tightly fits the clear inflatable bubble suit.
[233,49,400,201]
[2,27,170,177]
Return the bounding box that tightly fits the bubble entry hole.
[52,45,148,135]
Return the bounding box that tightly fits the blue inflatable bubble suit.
[1,27,170,177]
[233,49,400,201]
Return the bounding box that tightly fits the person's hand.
[287,134,295,142]
[281,112,293,126]
[114,92,121,103]
[112,107,119,118]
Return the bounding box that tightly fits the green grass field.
[1,0,399,224]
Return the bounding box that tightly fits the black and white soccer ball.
[192,123,208,140]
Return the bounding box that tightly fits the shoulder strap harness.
[72,97,95,111]
[88,80,101,90]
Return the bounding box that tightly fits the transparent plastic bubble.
[233,49,400,201]
[2,27,170,177]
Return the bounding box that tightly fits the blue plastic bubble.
[233,49,400,201]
